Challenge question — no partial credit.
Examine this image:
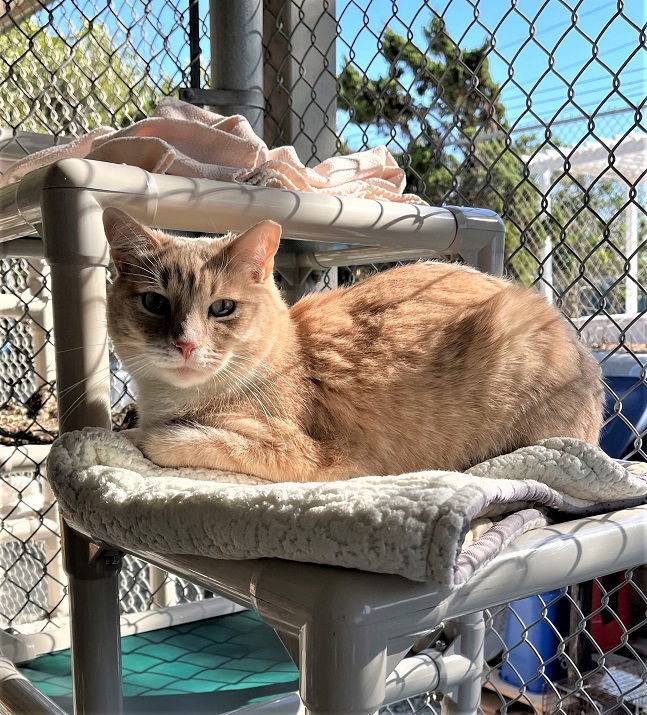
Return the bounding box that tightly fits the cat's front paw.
[121,428,179,467]
[135,426,200,469]
[121,427,146,451]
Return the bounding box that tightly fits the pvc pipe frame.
[0,658,66,715]
[122,504,645,715]
[3,159,643,714]
[0,598,245,667]
[0,158,505,267]
[0,159,507,714]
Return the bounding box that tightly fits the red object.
[589,572,632,652]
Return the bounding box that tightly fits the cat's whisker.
[54,356,150,402]
[229,354,314,420]
[58,362,147,409]
[221,364,279,435]
[226,360,304,455]
[116,261,160,285]
[223,367,276,428]
[230,366,282,419]
[225,369,290,449]
[55,367,112,400]
[215,367,265,440]
[55,342,112,355]
[143,244,166,277]
[117,259,158,277]
[58,373,114,423]
[227,359,291,423]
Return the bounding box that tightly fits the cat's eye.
[141,292,170,315]
[209,299,236,318]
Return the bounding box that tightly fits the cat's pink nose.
[173,340,198,360]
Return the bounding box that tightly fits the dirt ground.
[1,393,136,446]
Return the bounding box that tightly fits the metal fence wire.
[0,0,645,712]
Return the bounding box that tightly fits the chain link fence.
[0,0,645,712]
[380,573,647,714]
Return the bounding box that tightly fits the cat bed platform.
[47,428,647,587]
[3,159,645,713]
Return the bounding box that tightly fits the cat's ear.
[102,208,165,271]
[225,220,281,283]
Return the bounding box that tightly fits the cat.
[103,208,604,483]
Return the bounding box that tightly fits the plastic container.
[597,352,647,460]
[499,590,567,693]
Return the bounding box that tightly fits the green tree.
[0,19,167,135]
[338,16,543,285]
[339,18,516,203]
[337,15,640,324]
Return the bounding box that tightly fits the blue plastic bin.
[499,590,567,693]
[597,353,647,460]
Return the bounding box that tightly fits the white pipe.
[43,531,66,621]
[383,650,441,705]
[0,292,47,318]
[120,596,245,635]
[539,169,554,304]
[0,238,43,258]
[0,657,66,715]
[625,190,638,315]
[277,246,445,270]
[149,566,180,609]
[6,597,247,664]
[226,650,455,713]
[0,158,504,255]
[26,260,56,390]
[126,505,647,630]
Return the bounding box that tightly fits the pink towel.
[0,98,426,204]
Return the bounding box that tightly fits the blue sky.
[34,0,645,148]
[337,0,646,147]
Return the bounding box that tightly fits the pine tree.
[338,16,539,284]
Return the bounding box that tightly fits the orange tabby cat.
[104,208,604,482]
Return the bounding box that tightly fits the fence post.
[41,188,123,715]
[26,260,56,392]
[209,0,264,135]
[263,0,338,165]
[263,0,338,298]
[440,612,485,714]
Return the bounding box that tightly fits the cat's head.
[103,209,285,389]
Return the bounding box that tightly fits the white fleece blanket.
[47,429,647,586]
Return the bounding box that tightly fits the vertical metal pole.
[188,0,202,90]
[264,0,339,300]
[43,510,66,620]
[27,260,56,391]
[150,566,179,609]
[210,0,264,135]
[299,622,387,715]
[263,0,338,164]
[41,189,123,715]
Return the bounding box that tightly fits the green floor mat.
[19,610,298,714]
